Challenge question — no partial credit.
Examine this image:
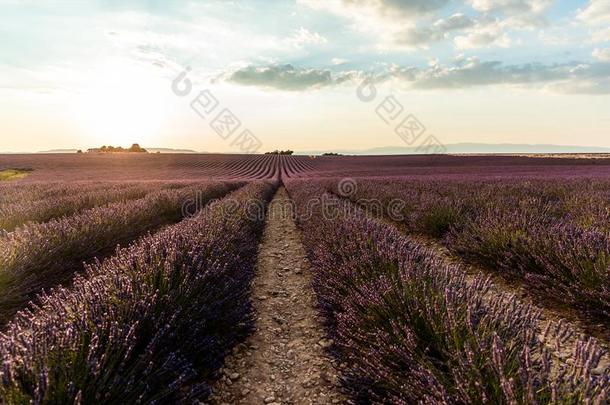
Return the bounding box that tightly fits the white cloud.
[578,0,610,25]
[577,1,610,44]
[331,58,349,65]
[469,0,552,14]
[593,48,610,62]
[395,13,474,46]
[357,0,450,15]
[297,0,451,47]
[300,0,450,19]
[301,0,552,50]
[224,64,359,91]
[222,58,610,95]
[285,27,328,48]
[592,27,610,43]
[405,58,563,88]
[454,19,512,49]
[468,0,553,26]
[399,58,610,94]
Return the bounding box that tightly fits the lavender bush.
[0,181,276,403]
[0,181,240,325]
[335,178,610,321]
[0,182,123,208]
[286,179,609,404]
[0,183,155,232]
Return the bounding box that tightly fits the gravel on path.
[209,187,347,405]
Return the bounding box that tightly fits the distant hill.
[37,149,80,154]
[23,143,610,156]
[145,148,198,154]
[36,147,198,154]
[298,143,610,156]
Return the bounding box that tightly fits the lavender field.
[0,154,609,404]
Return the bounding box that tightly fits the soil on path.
[209,187,347,405]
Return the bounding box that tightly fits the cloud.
[300,0,450,19]
[406,58,565,88]
[331,58,349,65]
[391,0,554,49]
[433,13,476,31]
[593,48,610,62]
[285,27,328,48]
[578,0,610,25]
[591,27,610,43]
[224,64,358,91]
[352,0,450,15]
[394,13,474,46]
[578,1,610,43]
[297,0,452,45]
[222,58,610,94]
[398,58,610,94]
[301,0,550,50]
[454,19,512,49]
[468,0,552,15]
[469,0,554,31]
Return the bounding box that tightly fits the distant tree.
[128,143,147,153]
[94,144,148,153]
[76,150,83,154]
[265,150,294,155]
[322,152,342,156]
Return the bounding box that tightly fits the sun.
[71,61,168,147]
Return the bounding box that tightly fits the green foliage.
[419,205,463,238]
[92,144,148,153]
[0,169,31,181]
[265,150,293,155]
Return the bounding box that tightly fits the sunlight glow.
[71,60,168,147]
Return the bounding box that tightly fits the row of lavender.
[0,182,110,206]
[0,181,241,325]
[0,181,276,403]
[333,177,610,322]
[286,179,609,404]
[0,154,319,182]
[0,182,182,232]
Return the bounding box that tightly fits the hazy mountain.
[37,149,80,154]
[144,148,198,154]
[34,147,199,154]
[17,143,610,156]
[297,143,610,156]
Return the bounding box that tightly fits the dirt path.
[209,188,346,405]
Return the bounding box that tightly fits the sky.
[1,0,609,153]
